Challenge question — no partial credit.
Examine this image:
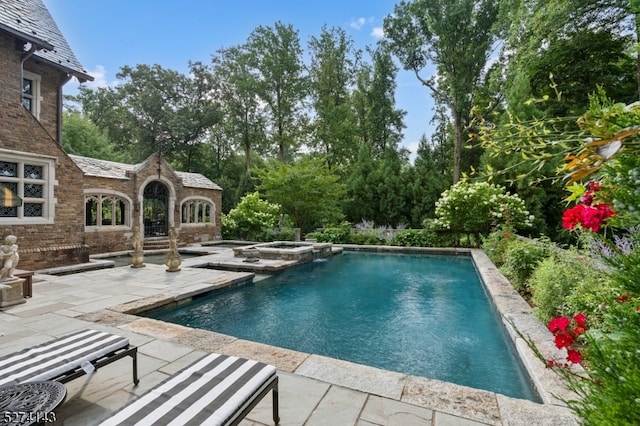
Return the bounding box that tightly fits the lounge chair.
[97,352,279,426]
[0,328,138,386]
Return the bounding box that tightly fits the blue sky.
[44,0,436,159]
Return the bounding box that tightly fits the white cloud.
[371,27,384,39]
[350,17,366,30]
[404,140,419,164]
[83,65,110,89]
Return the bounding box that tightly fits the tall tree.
[70,63,219,164]
[359,43,406,157]
[307,25,360,168]
[384,0,503,183]
[247,22,308,162]
[211,46,267,173]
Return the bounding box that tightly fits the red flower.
[554,332,574,349]
[587,181,601,191]
[562,205,584,230]
[502,232,512,238]
[566,349,583,364]
[548,316,571,333]
[580,190,594,206]
[617,293,629,303]
[572,313,587,335]
[562,203,616,232]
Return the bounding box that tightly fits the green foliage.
[390,229,439,247]
[481,227,518,266]
[604,152,640,228]
[434,181,533,235]
[561,230,640,424]
[61,111,125,162]
[529,249,607,324]
[222,192,281,241]
[499,237,551,295]
[256,157,346,233]
[305,223,353,243]
[383,0,503,183]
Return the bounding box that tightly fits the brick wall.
[0,33,89,270]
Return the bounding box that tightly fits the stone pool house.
[0,0,222,271]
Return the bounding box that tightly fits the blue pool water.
[147,251,540,401]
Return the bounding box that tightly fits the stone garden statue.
[0,235,19,281]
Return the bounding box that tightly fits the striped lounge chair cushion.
[98,353,278,426]
[0,329,129,386]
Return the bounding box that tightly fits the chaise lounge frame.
[98,352,280,425]
[0,328,138,387]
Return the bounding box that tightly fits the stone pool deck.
[0,247,579,425]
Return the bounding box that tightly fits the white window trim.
[0,150,56,225]
[180,196,216,227]
[22,70,42,120]
[84,189,133,231]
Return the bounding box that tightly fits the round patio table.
[0,381,66,425]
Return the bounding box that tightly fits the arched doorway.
[143,181,169,237]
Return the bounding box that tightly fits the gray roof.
[69,155,134,180]
[175,171,222,190]
[0,0,93,82]
[69,155,222,190]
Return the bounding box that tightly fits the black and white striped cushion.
[98,353,277,426]
[0,329,129,386]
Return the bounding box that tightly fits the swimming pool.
[146,251,540,401]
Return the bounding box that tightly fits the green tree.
[373,149,408,227]
[353,43,406,158]
[247,22,308,162]
[384,0,503,183]
[404,134,449,226]
[308,25,360,168]
[61,111,125,162]
[70,63,219,164]
[211,46,267,173]
[257,157,346,233]
[344,144,377,224]
[527,29,637,117]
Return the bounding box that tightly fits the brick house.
[0,0,222,270]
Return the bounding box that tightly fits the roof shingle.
[0,0,92,81]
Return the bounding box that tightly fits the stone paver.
[0,247,578,425]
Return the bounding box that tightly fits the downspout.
[57,74,73,144]
[19,43,38,103]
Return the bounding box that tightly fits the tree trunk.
[453,112,463,184]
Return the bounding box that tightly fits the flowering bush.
[547,314,587,367]
[562,181,616,232]
[222,192,281,240]
[434,181,533,235]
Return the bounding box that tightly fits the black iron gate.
[143,181,169,237]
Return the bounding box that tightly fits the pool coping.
[99,245,578,424]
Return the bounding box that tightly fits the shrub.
[529,249,605,323]
[481,227,518,266]
[500,237,552,296]
[223,192,281,241]
[305,223,352,243]
[391,229,438,247]
[433,181,534,236]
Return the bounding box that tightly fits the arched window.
[85,194,129,227]
[181,198,215,225]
